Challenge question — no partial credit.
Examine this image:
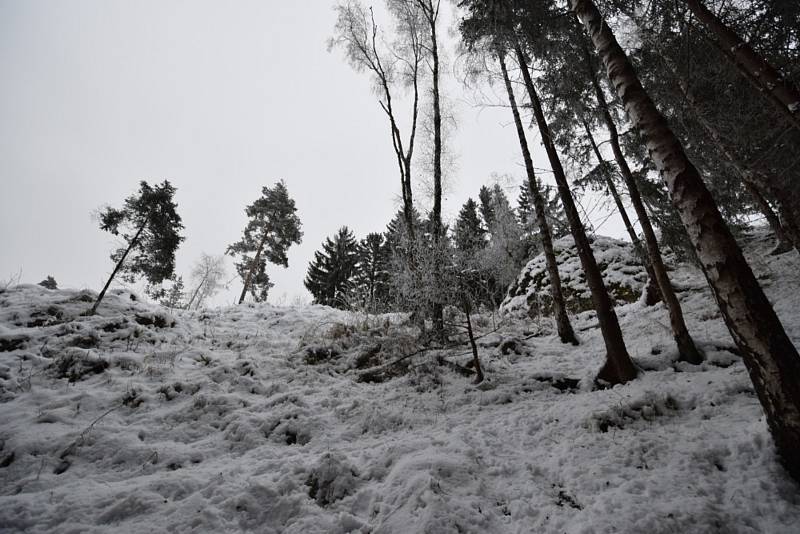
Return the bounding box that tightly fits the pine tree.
[90,180,184,315]
[227,181,303,304]
[304,226,361,309]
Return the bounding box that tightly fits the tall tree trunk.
[429,17,442,243]
[681,77,798,253]
[742,181,794,255]
[464,299,484,384]
[422,0,444,340]
[573,0,800,481]
[682,0,800,225]
[498,51,578,345]
[682,0,800,126]
[514,43,636,384]
[373,13,418,244]
[402,66,420,242]
[775,200,800,253]
[582,122,661,306]
[238,232,269,305]
[585,51,703,364]
[90,221,147,315]
[403,159,416,242]
[657,50,800,254]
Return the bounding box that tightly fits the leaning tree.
[90,180,184,315]
[227,181,303,304]
[571,0,800,482]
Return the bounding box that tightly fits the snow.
[1,230,800,533]
[501,235,653,318]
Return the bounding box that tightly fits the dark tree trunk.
[676,74,798,254]
[573,0,800,481]
[90,221,147,315]
[238,233,268,305]
[682,0,800,226]
[585,51,703,364]
[422,0,445,340]
[514,43,637,384]
[430,25,442,242]
[401,71,419,242]
[743,181,794,255]
[661,57,800,255]
[499,51,578,345]
[682,0,800,126]
[582,122,661,306]
[775,200,800,253]
[464,300,484,384]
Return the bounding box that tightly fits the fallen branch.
[356,325,502,381]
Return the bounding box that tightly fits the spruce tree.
[354,232,391,312]
[385,208,422,256]
[304,226,361,309]
[227,181,303,304]
[517,182,569,242]
[454,198,486,254]
[478,185,496,228]
[480,184,527,293]
[90,180,184,315]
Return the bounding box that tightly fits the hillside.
[1,230,799,533]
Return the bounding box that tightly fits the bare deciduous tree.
[331,0,426,239]
[185,253,227,310]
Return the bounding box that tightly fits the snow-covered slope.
[1,232,800,533]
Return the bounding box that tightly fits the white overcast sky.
[0,0,625,305]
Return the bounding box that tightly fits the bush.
[38,276,58,290]
[305,453,359,506]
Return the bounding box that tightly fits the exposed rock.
[502,236,655,317]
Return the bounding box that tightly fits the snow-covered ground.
[1,231,799,533]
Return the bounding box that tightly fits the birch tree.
[185,253,227,310]
[331,0,426,239]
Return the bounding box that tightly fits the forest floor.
[1,230,800,533]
